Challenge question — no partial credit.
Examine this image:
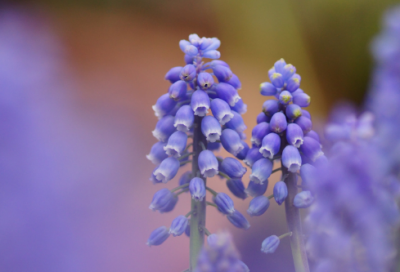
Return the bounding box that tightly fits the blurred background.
[0,0,399,271]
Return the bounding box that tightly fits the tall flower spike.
[147,34,248,269]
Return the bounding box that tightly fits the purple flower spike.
[235,141,249,160]
[260,82,277,96]
[279,90,293,105]
[153,157,180,183]
[295,116,312,134]
[270,73,285,88]
[210,98,234,125]
[152,93,178,119]
[198,150,219,178]
[198,72,214,90]
[306,130,320,143]
[259,132,281,159]
[231,98,247,114]
[247,195,270,216]
[146,142,168,165]
[221,129,244,156]
[225,112,247,134]
[180,64,196,82]
[282,64,296,80]
[282,145,302,173]
[273,181,288,205]
[184,45,199,56]
[300,136,324,162]
[207,141,221,151]
[189,177,206,201]
[215,82,241,107]
[213,193,235,214]
[301,109,311,119]
[262,100,280,116]
[274,58,287,73]
[227,178,247,200]
[149,188,176,212]
[225,74,241,89]
[270,112,288,133]
[227,210,250,229]
[293,92,311,107]
[250,158,273,184]
[165,66,182,83]
[286,104,302,120]
[244,147,264,167]
[246,180,268,197]
[170,215,188,237]
[168,80,187,101]
[261,235,280,254]
[174,105,194,132]
[286,123,304,148]
[257,112,270,124]
[300,164,317,189]
[152,115,176,142]
[293,191,314,208]
[202,50,220,59]
[201,115,221,142]
[191,90,210,117]
[147,226,170,246]
[286,74,301,92]
[251,122,271,147]
[164,131,188,157]
[220,157,247,178]
[212,65,233,82]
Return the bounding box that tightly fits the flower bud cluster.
[146,34,250,248]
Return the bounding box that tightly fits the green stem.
[206,201,217,208]
[171,183,189,193]
[218,171,231,180]
[272,167,282,174]
[189,115,207,271]
[278,231,293,240]
[268,194,274,200]
[206,187,217,196]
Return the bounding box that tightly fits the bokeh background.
[1,0,399,271]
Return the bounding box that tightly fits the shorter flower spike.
[210,98,234,125]
[235,141,249,160]
[247,196,270,216]
[174,105,194,132]
[295,116,312,134]
[257,112,270,124]
[244,147,263,167]
[270,73,284,88]
[189,177,206,201]
[225,73,241,89]
[293,92,311,107]
[260,82,277,96]
[191,90,210,117]
[279,90,292,105]
[147,226,170,246]
[270,112,287,133]
[259,132,281,159]
[293,191,314,208]
[246,180,268,197]
[262,100,280,116]
[286,123,304,148]
[286,104,302,120]
[273,181,288,205]
[299,136,324,162]
[170,215,188,237]
[221,129,244,156]
[198,72,214,90]
[212,65,233,82]
[203,50,220,59]
[180,64,196,82]
[282,64,296,80]
[286,74,301,93]
[213,193,235,214]
[227,210,250,229]
[301,109,311,119]
[250,158,273,184]
[215,83,241,107]
[165,66,182,83]
[274,58,286,73]
[198,150,219,178]
[251,122,271,147]
[179,171,192,187]
[146,142,168,165]
[220,157,247,178]
[168,80,187,101]
[152,93,177,119]
[153,157,180,183]
[225,111,247,133]
[261,235,280,254]
[164,131,188,157]
[282,145,302,173]
[227,179,247,200]
[149,188,176,212]
[152,115,176,142]
[201,116,221,142]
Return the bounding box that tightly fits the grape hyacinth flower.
[146,34,249,270]
[246,59,322,271]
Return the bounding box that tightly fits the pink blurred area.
[0,5,322,271]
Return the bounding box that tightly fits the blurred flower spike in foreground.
[147,34,249,270]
